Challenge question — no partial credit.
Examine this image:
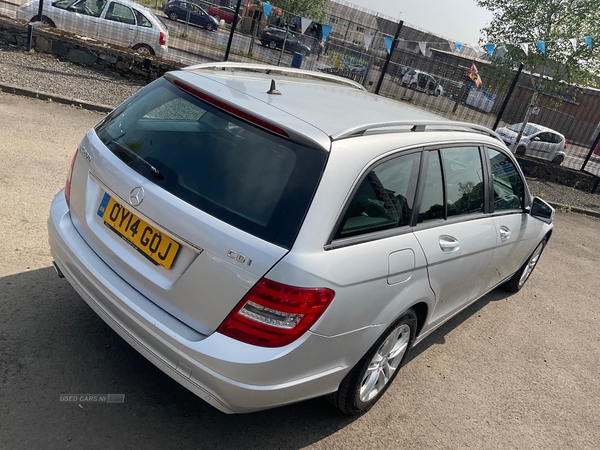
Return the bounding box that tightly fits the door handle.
[499,226,511,241]
[439,235,459,253]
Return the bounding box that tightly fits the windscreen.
[94,78,327,249]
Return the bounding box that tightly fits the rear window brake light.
[172,80,289,138]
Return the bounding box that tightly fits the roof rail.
[331,120,503,142]
[182,62,367,91]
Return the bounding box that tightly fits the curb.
[0,83,113,113]
[546,201,600,219]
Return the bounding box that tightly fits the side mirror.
[530,197,554,224]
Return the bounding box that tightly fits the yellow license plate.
[97,193,180,269]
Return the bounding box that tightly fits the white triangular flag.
[569,38,577,50]
[418,42,427,56]
[364,34,374,50]
[519,42,529,55]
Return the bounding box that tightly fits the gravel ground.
[1,44,599,215]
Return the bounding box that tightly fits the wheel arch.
[410,301,429,337]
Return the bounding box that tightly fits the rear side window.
[95,78,327,249]
[417,146,485,222]
[442,147,484,217]
[334,152,420,239]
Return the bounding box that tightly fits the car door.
[527,131,552,159]
[99,1,139,47]
[48,0,102,37]
[322,151,433,334]
[486,147,540,282]
[412,146,497,329]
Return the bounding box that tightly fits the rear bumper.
[48,191,368,413]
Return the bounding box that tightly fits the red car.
[206,5,240,24]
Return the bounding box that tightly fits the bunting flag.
[418,42,427,56]
[321,24,332,41]
[484,43,496,55]
[584,36,592,49]
[383,36,393,54]
[455,41,462,53]
[467,62,483,87]
[519,42,529,55]
[536,41,546,54]
[262,3,273,18]
[569,38,577,50]
[300,17,312,34]
[470,44,480,54]
[364,34,373,50]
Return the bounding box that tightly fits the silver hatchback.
[48,63,554,415]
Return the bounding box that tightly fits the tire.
[434,89,440,97]
[168,12,178,21]
[132,44,155,56]
[516,145,526,155]
[213,14,221,22]
[327,310,417,415]
[552,155,564,164]
[268,41,277,49]
[409,83,417,90]
[501,238,547,293]
[205,22,215,31]
[301,49,309,56]
[32,15,56,27]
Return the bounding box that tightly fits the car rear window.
[94,78,327,249]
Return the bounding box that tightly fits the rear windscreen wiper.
[109,140,163,180]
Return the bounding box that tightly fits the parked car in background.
[259,27,311,55]
[206,5,239,25]
[401,69,444,96]
[163,0,218,31]
[17,0,168,57]
[48,62,554,416]
[496,122,567,164]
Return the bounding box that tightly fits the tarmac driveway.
[1,92,599,449]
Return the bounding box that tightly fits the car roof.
[168,63,500,150]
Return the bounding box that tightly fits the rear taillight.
[159,31,167,46]
[217,279,335,347]
[65,149,78,208]
[564,140,568,149]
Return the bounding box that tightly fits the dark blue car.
[163,1,218,31]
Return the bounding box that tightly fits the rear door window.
[94,78,327,249]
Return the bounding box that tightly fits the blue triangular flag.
[536,41,546,54]
[262,3,273,18]
[484,43,496,55]
[383,37,393,54]
[584,36,592,49]
[321,24,332,41]
[455,41,462,53]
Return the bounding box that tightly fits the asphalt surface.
[1,91,600,450]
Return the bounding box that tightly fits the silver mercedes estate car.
[48,63,554,415]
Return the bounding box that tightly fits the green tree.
[267,0,330,23]
[477,0,600,142]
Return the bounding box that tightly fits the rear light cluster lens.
[564,140,568,149]
[159,31,167,46]
[217,279,335,347]
[65,149,78,208]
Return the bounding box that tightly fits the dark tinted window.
[335,153,420,239]
[418,151,444,222]
[442,147,484,217]
[95,78,327,249]
[487,148,524,211]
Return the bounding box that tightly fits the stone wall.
[0,16,181,82]
[517,156,599,194]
